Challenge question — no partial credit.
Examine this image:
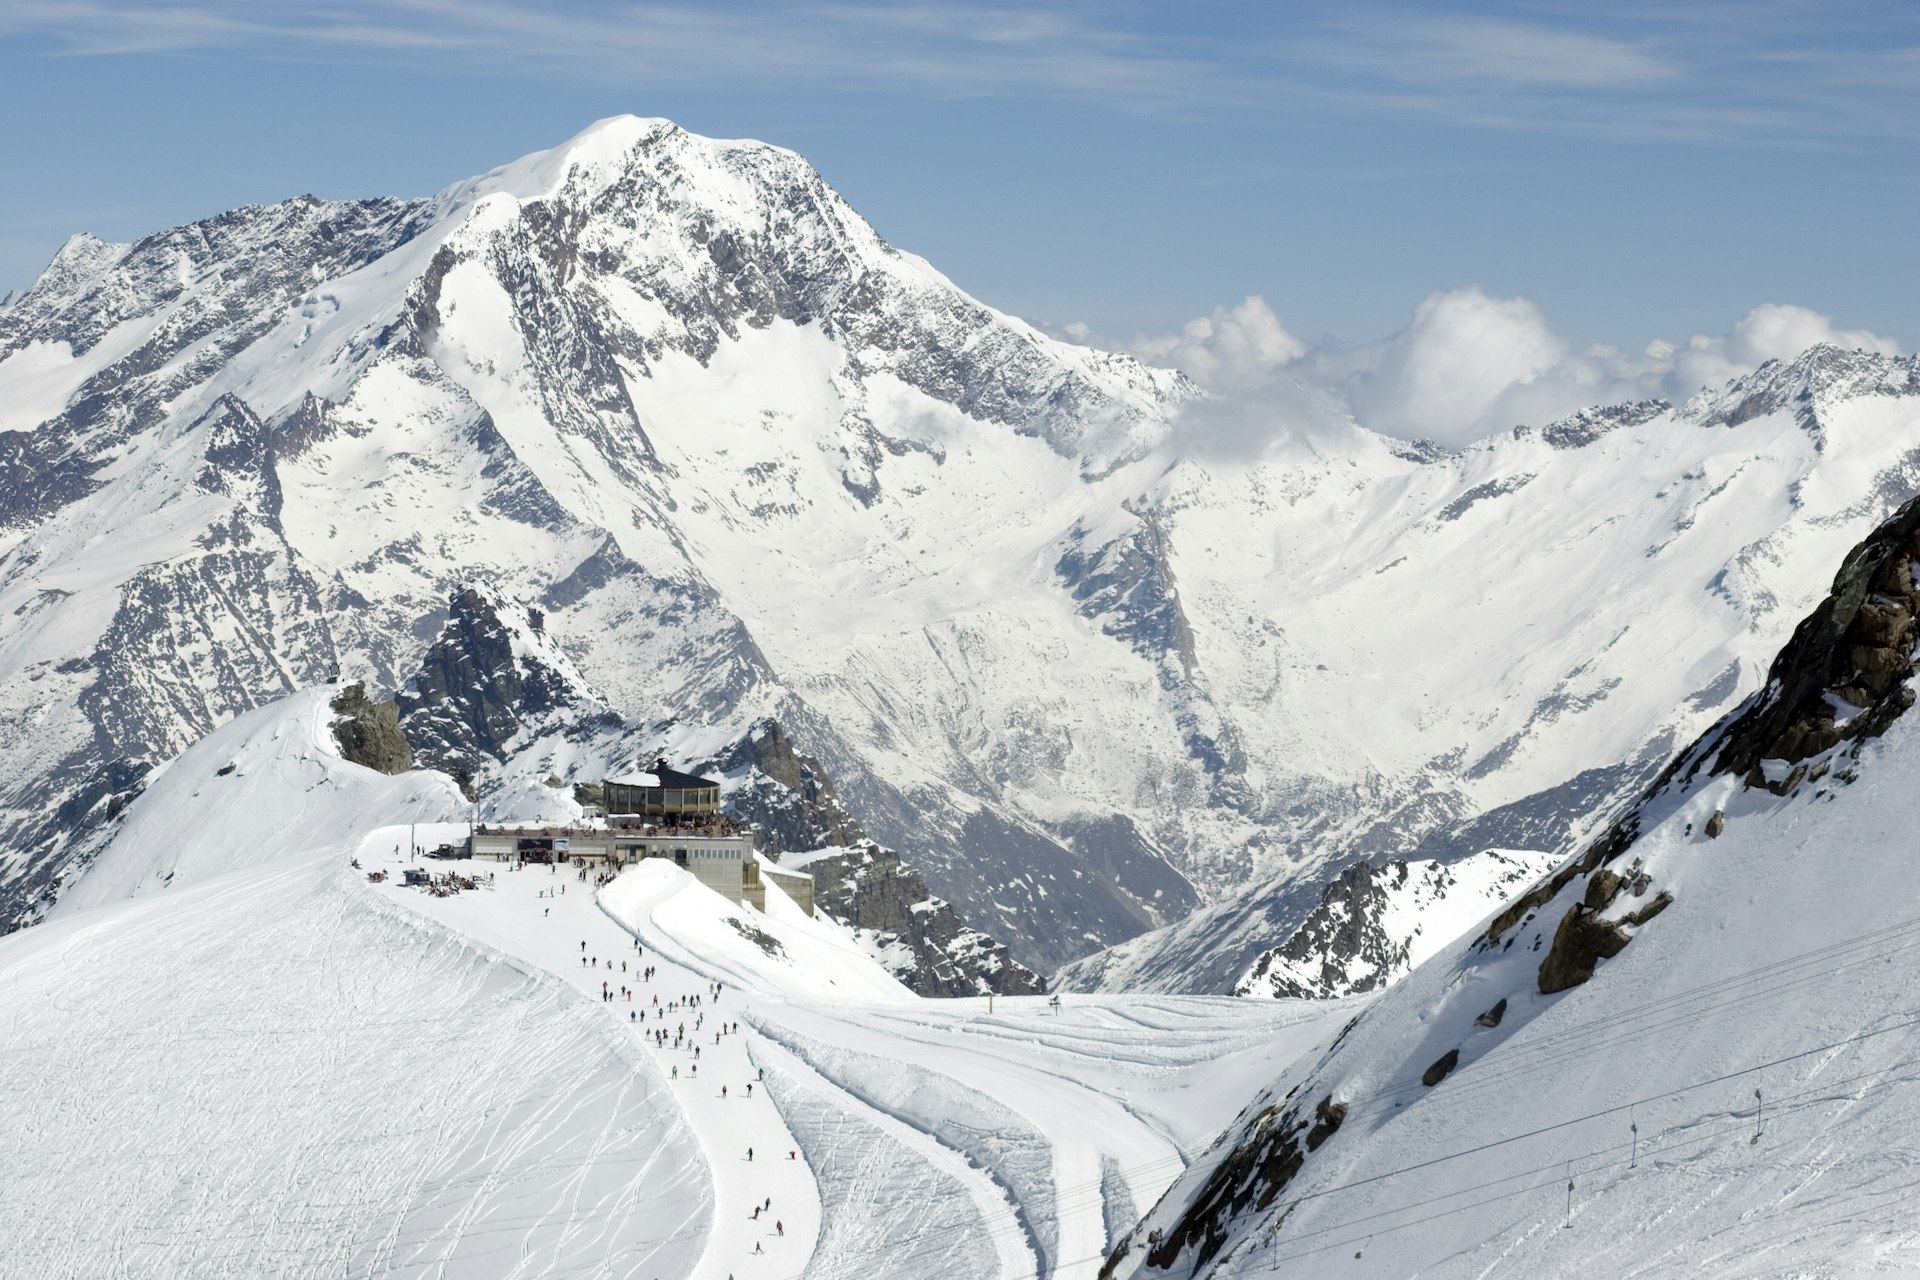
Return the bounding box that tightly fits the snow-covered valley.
[1111,490,1920,1279]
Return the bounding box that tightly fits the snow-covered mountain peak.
[1680,343,1918,429]
[5,119,1920,985]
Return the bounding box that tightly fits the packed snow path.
[370,844,823,1280]
[372,831,1350,1279]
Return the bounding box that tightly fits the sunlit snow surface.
[381,845,1345,1279]
[0,692,1352,1279]
[1120,693,1920,1278]
[0,854,709,1278]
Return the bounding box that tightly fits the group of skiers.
[543,881,802,1261]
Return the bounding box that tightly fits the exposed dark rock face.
[702,720,864,854]
[397,588,584,774]
[1232,851,1550,1000]
[1105,1093,1344,1277]
[1422,1048,1460,1086]
[1056,512,1197,674]
[1683,344,1920,433]
[798,841,1046,997]
[699,719,1044,997]
[1439,473,1535,522]
[1235,859,1392,999]
[1704,494,1920,788]
[1540,399,1670,449]
[329,683,412,775]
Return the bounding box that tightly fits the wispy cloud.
[0,1,1912,145]
[0,0,1209,105]
[1311,16,1677,88]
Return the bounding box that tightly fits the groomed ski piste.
[0,689,1351,1279]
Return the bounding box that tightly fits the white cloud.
[1666,302,1906,393]
[1326,17,1677,89]
[1127,295,1305,389]
[1335,287,1569,443]
[1112,290,1905,452]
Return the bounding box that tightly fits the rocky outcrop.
[792,841,1047,997]
[1703,493,1920,789]
[1056,512,1198,675]
[1233,850,1555,1000]
[397,588,590,775]
[1681,344,1920,432]
[329,683,412,775]
[697,720,1044,997]
[1539,399,1670,449]
[1104,1093,1344,1277]
[1536,904,1630,994]
[702,720,864,854]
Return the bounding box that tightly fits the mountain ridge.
[4,118,1919,984]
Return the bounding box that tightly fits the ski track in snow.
[361,829,1350,1279]
[0,684,1353,1280]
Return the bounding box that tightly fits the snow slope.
[0,688,1356,1279]
[383,841,1352,1278]
[48,685,464,917]
[1112,495,1920,1279]
[0,850,711,1279]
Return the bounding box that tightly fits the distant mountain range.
[3,116,1916,994]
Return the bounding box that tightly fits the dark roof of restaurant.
[604,764,719,790]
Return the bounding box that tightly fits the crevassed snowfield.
[0,694,1350,1279]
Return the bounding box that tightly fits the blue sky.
[0,1,1913,361]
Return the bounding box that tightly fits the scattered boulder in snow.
[1421,1048,1460,1087]
[1705,809,1726,838]
[1538,904,1631,994]
[330,683,412,775]
[1474,997,1507,1028]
